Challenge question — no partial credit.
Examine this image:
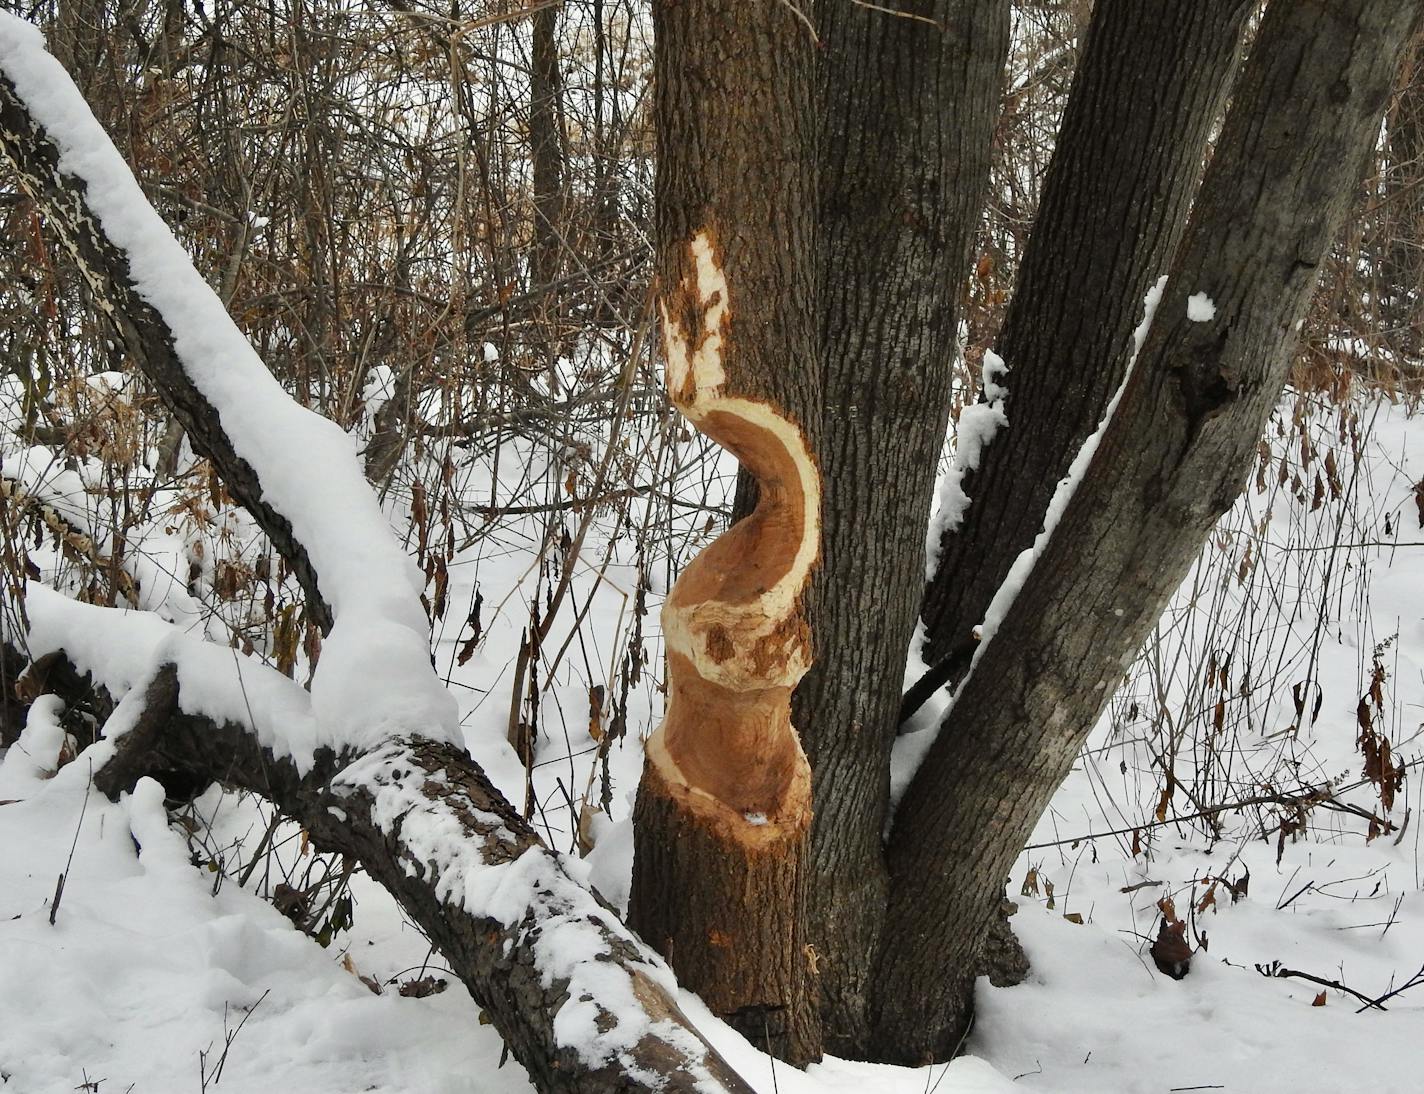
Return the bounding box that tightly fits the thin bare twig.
[774,0,821,43]
[850,0,944,31]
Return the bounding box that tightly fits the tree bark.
[530,1,565,290]
[874,0,1420,1063]
[627,0,823,1065]
[792,0,1009,1054]
[910,0,1253,718]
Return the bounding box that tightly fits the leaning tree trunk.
[784,0,1010,1054]
[625,0,823,1067]
[872,0,1421,1063]
[0,19,758,1089]
[909,0,1253,716]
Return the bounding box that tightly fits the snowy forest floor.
[4,385,1424,1094]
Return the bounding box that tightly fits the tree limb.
[0,18,755,1089]
[4,619,755,1094]
[88,662,754,1094]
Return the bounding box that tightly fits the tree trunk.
[530,2,565,290]
[626,0,823,1066]
[910,0,1253,716]
[874,0,1420,1063]
[793,0,1009,1054]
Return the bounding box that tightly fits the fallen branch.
[14,624,752,1094]
[0,19,755,1088]
[1357,962,1424,1013]
[1254,959,1402,1013]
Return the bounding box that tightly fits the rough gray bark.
[650,2,819,419]
[0,70,335,634]
[794,0,1010,1053]
[909,0,1253,719]
[530,1,565,290]
[874,0,1421,1063]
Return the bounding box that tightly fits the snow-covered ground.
[3,389,1423,1094]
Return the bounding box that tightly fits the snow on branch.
[0,18,757,1090]
[892,276,1168,804]
[0,12,454,757]
[3,588,755,1093]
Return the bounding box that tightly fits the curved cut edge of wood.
[649,228,820,821]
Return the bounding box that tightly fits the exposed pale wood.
[630,222,821,1066]
[625,0,824,1058]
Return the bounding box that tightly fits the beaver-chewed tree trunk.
[627,0,822,1068]
[630,230,820,1062]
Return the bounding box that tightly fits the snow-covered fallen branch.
[5,588,754,1093]
[0,17,754,1091]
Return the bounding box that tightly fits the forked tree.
[626,0,1421,1067]
[0,0,1418,1088]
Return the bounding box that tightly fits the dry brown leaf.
[398,975,448,998]
[1151,917,1192,980]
